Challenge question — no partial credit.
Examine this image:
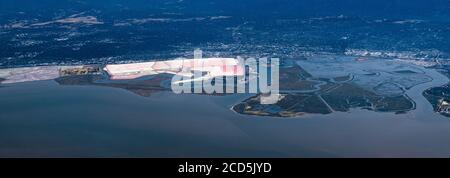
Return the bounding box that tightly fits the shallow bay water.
[0,64,449,157]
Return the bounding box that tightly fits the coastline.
[1,66,450,157]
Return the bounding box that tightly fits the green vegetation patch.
[423,84,450,115]
[233,93,332,117]
[281,80,319,91]
[373,95,414,112]
[322,83,414,112]
[55,74,171,97]
[279,65,319,90]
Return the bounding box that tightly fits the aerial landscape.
[1,0,450,158]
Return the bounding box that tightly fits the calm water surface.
[0,66,449,157]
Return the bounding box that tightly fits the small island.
[423,65,450,117]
